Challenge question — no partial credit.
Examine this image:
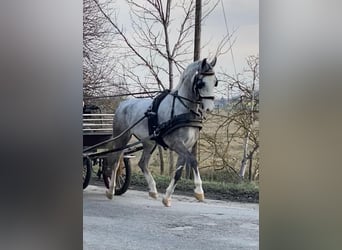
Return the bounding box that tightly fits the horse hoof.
[149,192,158,199]
[105,190,114,200]
[162,197,171,207]
[194,192,205,201]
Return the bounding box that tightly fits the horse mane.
[173,60,202,91]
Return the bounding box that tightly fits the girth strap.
[155,113,202,138]
[153,113,202,150]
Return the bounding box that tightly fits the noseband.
[193,70,218,101]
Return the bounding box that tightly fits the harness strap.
[199,95,215,100]
[84,134,154,158]
[147,90,204,150]
[156,113,202,136]
[147,90,170,136]
[83,113,148,153]
[153,113,203,149]
[171,90,177,119]
[170,91,201,117]
[171,92,200,105]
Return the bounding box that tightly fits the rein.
[170,91,201,118]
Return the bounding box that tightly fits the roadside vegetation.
[130,172,259,203]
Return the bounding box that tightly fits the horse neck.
[174,78,198,113]
[170,61,201,115]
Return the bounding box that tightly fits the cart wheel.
[83,156,92,189]
[103,157,131,195]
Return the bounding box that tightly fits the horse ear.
[200,58,207,71]
[210,57,217,67]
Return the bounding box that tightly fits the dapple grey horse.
[106,57,218,207]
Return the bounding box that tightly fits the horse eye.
[198,80,205,89]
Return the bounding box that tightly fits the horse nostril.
[206,108,210,112]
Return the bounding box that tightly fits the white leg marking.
[162,165,183,206]
[105,156,121,200]
[144,172,157,194]
[162,178,175,207]
[165,179,176,199]
[193,169,204,194]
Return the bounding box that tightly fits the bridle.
[193,70,218,101]
[168,68,218,119]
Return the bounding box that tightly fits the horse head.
[193,57,218,113]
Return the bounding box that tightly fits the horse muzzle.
[201,99,215,113]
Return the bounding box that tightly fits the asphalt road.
[83,185,259,250]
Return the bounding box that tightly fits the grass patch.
[130,172,259,203]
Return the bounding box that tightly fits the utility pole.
[186,0,202,179]
[194,0,202,61]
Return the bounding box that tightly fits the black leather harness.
[145,65,217,150]
[146,90,203,149]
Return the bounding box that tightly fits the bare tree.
[225,55,259,181]
[199,55,259,182]
[84,0,128,112]
[93,0,219,174]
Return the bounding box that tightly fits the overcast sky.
[111,0,259,87]
[201,0,259,76]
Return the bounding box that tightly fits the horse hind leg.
[105,132,131,200]
[138,142,158,199]
[105,153,123,200]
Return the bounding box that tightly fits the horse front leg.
[165,143,205,205]
[162,165,184,207]
[162,156,186,207]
